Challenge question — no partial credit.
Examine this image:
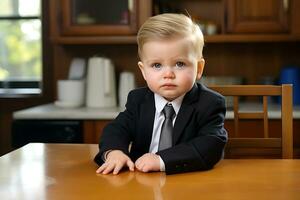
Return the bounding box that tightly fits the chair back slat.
[281,85,293,158]
[238,112,264,119]
[233,96,239,137]
[263,96,269,138]
[210,84,293,159]
[211,85,282,96]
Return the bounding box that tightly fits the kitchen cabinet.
[12,120,83,148]
[50,0,152,43]
[46,0,300,88]
[151,0,300,42]
[227,0,289,33]
[61,0,138,36]
[49,0,300,44]
[153,0,225,35]
[10,119,110,147]
[83,120,111,144]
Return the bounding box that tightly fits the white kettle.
[86,57,117,108]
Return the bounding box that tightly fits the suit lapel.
[173,84,199,144]
[139,90,155,152]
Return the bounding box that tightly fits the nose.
[163,66,175,79]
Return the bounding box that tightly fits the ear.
[196,58,205,80]
[138,61,147,80]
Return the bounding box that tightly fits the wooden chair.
[210,84,293,159]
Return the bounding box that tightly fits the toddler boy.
[94,13,227,175]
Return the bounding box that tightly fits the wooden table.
[0,143,299,200]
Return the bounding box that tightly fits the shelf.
[205,34,300,43]
[51,34,300,45]
[51,36,137,45]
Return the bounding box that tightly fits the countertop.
[13,103,300,120]
[13,103,122,120]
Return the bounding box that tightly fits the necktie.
[158,104,175,151]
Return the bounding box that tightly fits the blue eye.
[176,62,185,68]
[152,63,162,69]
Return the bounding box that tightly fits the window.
[0,0,41,95]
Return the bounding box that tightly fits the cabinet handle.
[283,0,289,12]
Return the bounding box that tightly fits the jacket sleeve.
[94,91,137,166]
[157,96,227,175]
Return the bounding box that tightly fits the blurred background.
[1,0,300,157]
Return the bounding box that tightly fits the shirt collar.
[154,93,185,115]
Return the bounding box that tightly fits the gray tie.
[158,104,175,151]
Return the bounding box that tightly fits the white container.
[55,79,85,108]
[206,23,217,35]
[118,71,136,108]
[86,57,117,108]
[68,58,86,80]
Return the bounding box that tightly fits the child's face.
[138,37,205,101]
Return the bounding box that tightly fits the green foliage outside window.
[0,0,41,84]
[0,20,41,80]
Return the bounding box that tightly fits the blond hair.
[137,13,204,59]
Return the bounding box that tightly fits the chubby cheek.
[147,78,159,88]
[182,78,195,91]
[179,71,196,86]
[144,72,160,90]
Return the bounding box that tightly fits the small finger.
[113,163,123,175]
[134,161,140,170]
[136,163,145,171]
[135,158,140,166]
[142,165,149,173]
[135,159,142,169]
[96,163,107,173]
[127,160,135,171]
[102,163,115,174]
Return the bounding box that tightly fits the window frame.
[0,2,43,97]
[0,0,53,104]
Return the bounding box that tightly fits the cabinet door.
[83,120,111,144]
[227,0,289,33]
[61,0,138,35]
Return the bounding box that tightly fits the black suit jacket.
[94,83,227,174]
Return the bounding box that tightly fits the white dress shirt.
[149,93,185,171]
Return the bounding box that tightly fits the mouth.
[161,84,177,88]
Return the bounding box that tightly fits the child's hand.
[96,150,134,175]
[135,153,160,173]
